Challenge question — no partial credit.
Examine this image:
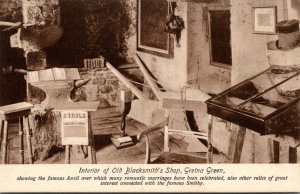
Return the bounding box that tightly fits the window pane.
[210,10,232,65]
[140,0,169,50]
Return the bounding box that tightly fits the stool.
[0,102,33,164]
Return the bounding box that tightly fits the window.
[137,0,174,58]
[209,10,232,67]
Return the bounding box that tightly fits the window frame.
[136,0,174,58]
[208,9,232,69]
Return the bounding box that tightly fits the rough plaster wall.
[137,3,188,92]
[288,0,300,20]
[186,2,231,94]
[231,0,284,84]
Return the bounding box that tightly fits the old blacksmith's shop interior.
[0,0,300,165]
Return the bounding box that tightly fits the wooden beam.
[162,98,203,112]
[106,62,149,100]
[289,147,297,163]
[134,54,163,101]
[232,126,247,163]
[181,0,223,3]
[137,119,169,141]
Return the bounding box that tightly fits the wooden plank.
[91,109,122,119]
[92,119,122,126]
[181,0,222,3]
[0,102,33,115]
[273,140,280,163]
[279,144,290,163]
[92,127,121,135]
[162,98,203,112]
[53,101,99,112]
[118,64,139,69]
[135,54,162,101]
[93,124,120,130]
[289,147,297,163]
[64,68,80,80]
[93,116,122,122]
[163,88,211,101]
[106,62,149,100]
[232,126,247,163]
[207,114,213,163]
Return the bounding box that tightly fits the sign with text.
[61,111,89,145]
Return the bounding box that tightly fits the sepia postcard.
[0,0,299,192]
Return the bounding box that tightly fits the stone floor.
[1,114,228,165]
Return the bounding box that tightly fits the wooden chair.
[137,98,213,164]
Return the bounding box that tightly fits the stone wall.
[46,0,136,67]
[73,68,123,108]
[0,0,22,22]
[0,0,136,68]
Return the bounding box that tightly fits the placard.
[61,110,89,145]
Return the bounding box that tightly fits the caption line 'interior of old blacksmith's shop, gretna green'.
[0,0,299,165]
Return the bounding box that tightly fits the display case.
[206,66,300,137]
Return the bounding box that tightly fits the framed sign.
[137,0,174,58]
[61,110,89,145]
[252,6,277,34]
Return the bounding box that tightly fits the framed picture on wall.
[252,6,277,34]
[137,0,174,58]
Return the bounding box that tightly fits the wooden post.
[0,120,3,149]
[232,126,246,163]
[289,147,297,163]
[65,145,70,164]
[88,114,97,164]
[207,114,213,163]
[273,140,280,163]
[24,116,33,164]
[19,117,24,164]
[164,126,169,152]
[2,120,8,164]
[87,145,92,164]
[88,113,92,164]
[120,89,133,137]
